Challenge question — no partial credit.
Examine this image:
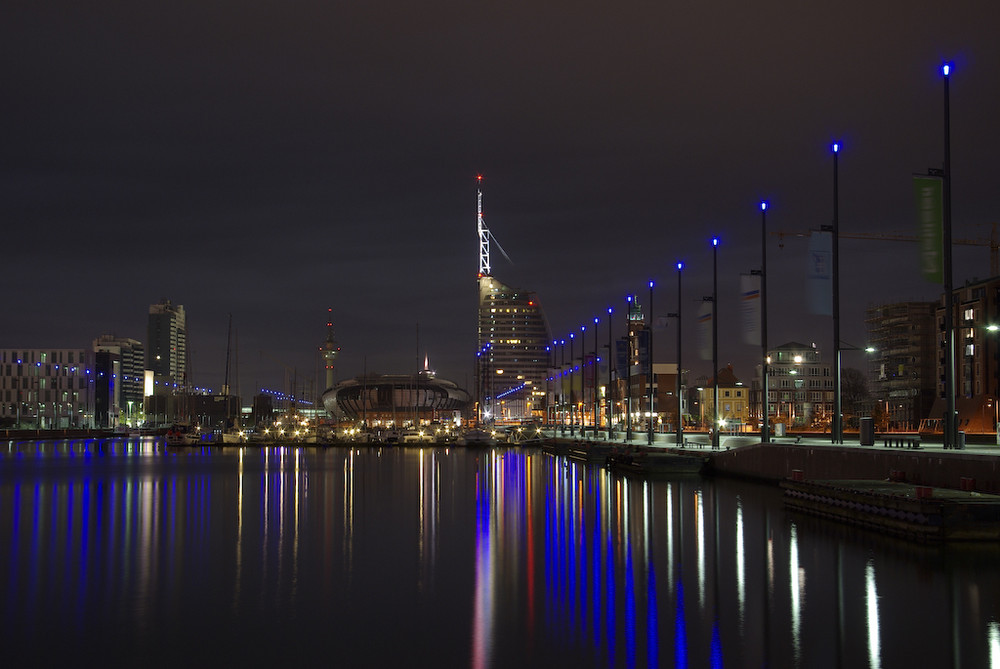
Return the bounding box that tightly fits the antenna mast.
[477,175,490,277]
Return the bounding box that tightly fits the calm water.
[2,438,999,668]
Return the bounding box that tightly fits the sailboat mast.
[223,313,232,397]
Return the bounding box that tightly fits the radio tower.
[477,174,490,278]
[320,308,340,391]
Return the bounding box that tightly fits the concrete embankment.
[710,442,1000,493]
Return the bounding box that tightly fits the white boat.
[113,425,143,438]
[220,429,246,444]
[456,429,498,447]
[165,424,201,446]
[400,428,436,444]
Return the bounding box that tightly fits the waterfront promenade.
[543,428,1000,493]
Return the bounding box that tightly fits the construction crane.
[772,222,998,276]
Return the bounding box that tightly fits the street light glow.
[649,280,654,289]
[676,261,684,271]
[832,141,840,153]
[942,62,951,77]
[712,236,720,247]
[760,200,768,211]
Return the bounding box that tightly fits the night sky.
[5,1,998,401]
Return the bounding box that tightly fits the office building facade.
[147,300,187,395]
[477,275,551,422]
[92,335,146,427]
[0,349,94,428]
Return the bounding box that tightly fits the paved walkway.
[543,429,1000,458]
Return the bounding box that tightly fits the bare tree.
[841,367,870,428]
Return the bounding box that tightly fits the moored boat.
[456,429,498,447]
[165,424,201,446]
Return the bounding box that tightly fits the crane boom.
[771,223,998,276]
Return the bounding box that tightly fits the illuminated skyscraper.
[146,299,187,395]
[475,178,550,421]
[93,334,145,426]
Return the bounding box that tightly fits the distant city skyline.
[5,1,997,397]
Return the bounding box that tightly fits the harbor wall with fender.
[709,442,1000,492]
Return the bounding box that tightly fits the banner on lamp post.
[697,299,713,361]
[913,175,944,283]
[806,229,832,316]
[740,272,761,346]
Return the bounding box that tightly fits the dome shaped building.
[322,372,471,423]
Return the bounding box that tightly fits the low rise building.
[0,349,94,428]
[753,342,834,429]
[865,302,936,431]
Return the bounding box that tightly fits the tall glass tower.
[475,178,550,422]
[146,299,187,395]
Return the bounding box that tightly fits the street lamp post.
[760,201,770,443]
[579,325,586,435]
[560,339,567,436]
[712,237,720,450]
[648,280,655,445]
[593,316,599,437]
[831,141,843,445]
[942,61,957,450]
[546,344,553,428]
[607,306,614,440]
[569,332,576,437]
[36,362,43,431]
[675,262,683,448]
[626,294,633,442]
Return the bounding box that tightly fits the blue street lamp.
[626,294,634,441]
[559,339,567,434]
[569,332,576,437]
[942,61,957,449]
[760,200,770,443]
[545,344,553,428]
[675,262,683,448]
[712,237,720,450]
[648,279,655,445]
[832,141,843,444]
[593,316,599,436]
[607,306,614,439]
[579,324,586,434]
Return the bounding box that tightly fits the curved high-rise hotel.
[475,179,550,422]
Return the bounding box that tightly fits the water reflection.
[2,441,1000,667]
[866,559,882,669]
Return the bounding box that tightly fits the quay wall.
[710,443,1000,493]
